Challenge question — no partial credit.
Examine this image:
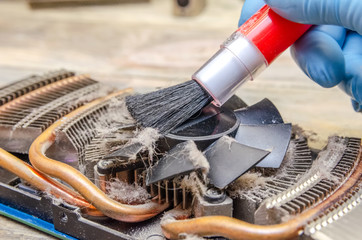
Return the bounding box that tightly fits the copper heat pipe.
[29,89,170,223]
[162,146,362,240]
[0,148,102,216]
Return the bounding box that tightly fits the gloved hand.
[239,0,362,111]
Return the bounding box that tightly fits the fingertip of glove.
[239,0,265,26]
[262,0,288,16]
[351,100,362,112]
[305,63,344,88]
[291,31,345,88]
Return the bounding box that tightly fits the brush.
[126,4,311,134]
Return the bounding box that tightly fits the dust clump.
[160,207,191,225]
[95,97,135,135]
[220,135,237,150]
[204,136,236,158]
[130,127,160,150]
[44,192,66,206]
[183,141,209,175]
[306,136,346,183]
[181,172,208,197]
[128,127,160,165]
[160,213,177,226]
[274,140,297,177]
[233,172,270,189]
[106,178,150,204]
[180,234,204,240]
[228,171,274,200]
[66,84,116,108]
[292,124,318,143]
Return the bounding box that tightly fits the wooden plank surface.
[0,215,56,240]
[0,0,361,239]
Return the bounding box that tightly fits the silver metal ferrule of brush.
[192,31,267,106]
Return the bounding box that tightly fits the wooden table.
[0,0,361,238]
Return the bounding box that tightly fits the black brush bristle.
[126,80,211,134]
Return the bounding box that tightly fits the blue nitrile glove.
[239,0,362,112]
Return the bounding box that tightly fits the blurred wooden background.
[0,0,361,238]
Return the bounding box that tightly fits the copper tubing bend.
[29,89,170,223]
[0,148,102,216]
[162,145,362,240]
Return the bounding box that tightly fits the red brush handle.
[193,5,312,105]
[237,5,312,64]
